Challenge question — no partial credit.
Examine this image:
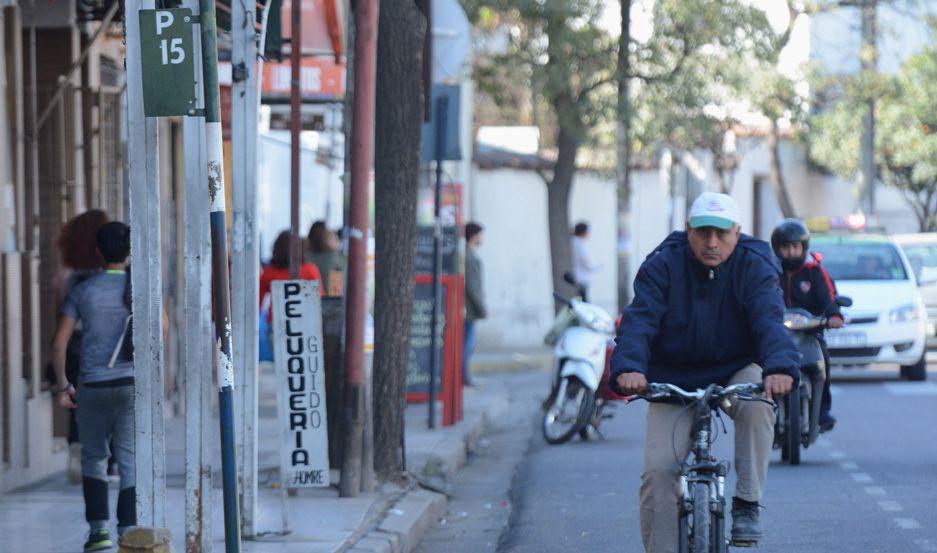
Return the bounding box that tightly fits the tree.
[373,0,426,481]
[811,49,937,231]
[467,0,776,310]
[466,0,616,310]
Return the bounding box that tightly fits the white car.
[892,233,937,351]
[811,234,928,380]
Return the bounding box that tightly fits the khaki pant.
[640,365,775,553]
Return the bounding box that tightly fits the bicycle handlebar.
[627,382,773,407]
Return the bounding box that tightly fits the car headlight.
[889,304,921,323]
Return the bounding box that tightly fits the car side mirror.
[835,295,853,308]
[918,276,937,287]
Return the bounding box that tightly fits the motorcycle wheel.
[542,377,593,444]
[691,482,711,553]
[788,386,802,466]
[579,399,604,440]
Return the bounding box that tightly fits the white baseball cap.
[688,192,741,230]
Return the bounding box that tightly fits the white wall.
[469,166,617,351]
[257,131,344,260]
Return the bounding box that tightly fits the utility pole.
[859,0,877,216]
[124,0,167,529]
[198,0,242,548]
[231,0,261,538]
[340,0,377,498]
[289,0,303,278]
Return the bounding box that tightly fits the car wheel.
[900,352,927,381]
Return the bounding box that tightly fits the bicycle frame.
[630,382,770,552]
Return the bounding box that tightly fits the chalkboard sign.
[406,281,448,394]
[414,225,459,275]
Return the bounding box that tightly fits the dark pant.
[463,320,477,384]
[76,384,136,532]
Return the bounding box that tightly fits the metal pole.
[125,0,167,528]
[231,0,260,537]
[859,0,877,216]
[340,0,377,499]
[198,0,242,548]
[428,95,446,430]
[289,0,303,278]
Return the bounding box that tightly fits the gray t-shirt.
[62,271,134,384]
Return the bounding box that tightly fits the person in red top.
[260,230,324,322]
[771,219,844,432]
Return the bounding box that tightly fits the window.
[812,242,908,281]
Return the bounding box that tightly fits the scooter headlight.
[784,312,811,330]
[889,304,921,323]
[585,312,615,333]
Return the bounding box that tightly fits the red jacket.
[782,253,843,331]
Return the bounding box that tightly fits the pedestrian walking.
[47,209,109,483]
[52,221,136,552]
[306,220,345,296]
[260,230,324,318]
[571,221,601,302]
[463,222,487,387]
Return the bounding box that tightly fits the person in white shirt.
[571,221,601,301]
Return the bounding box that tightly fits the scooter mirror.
[835,295,853,308]
[563,272,578,286]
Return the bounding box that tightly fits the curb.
[469,350,552,375]
[342,380,511,552]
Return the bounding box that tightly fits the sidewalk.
[2,362,517,553]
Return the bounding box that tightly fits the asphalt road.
[420,366,937,553]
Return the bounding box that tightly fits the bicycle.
[629,382,774,552]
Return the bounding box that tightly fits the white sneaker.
[68,443,82,484]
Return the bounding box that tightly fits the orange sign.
[261,58,346,100]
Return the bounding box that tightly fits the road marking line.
[829,450,846,459]
[864,487,887,496]
[914,538,937,552]
[895,518,922,530]
[885,382,937,396]
[839,461,859,470]
[851,473,874,483]
[878,500,902,512]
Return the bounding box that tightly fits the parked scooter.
[775,295,852,464]
[542,273,617,444]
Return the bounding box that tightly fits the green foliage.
[465,0,782,156]
[810,48,937,229]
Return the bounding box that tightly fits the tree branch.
[626,28,693,84]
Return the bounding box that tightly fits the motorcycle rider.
[771,219,844,432]
[610,192,799,553]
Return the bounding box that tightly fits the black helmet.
[771,219,810,271]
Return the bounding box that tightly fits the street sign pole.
[428,96,447,430]
[198,0,242,549]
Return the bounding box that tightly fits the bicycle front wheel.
[691,482,710,552]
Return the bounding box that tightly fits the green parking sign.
[139,8,197,117]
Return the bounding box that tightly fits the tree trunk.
[549,126,580,312]
[767,120,796,219]
[615,0,633,311]
[373,0,425,482]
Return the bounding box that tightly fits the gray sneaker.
[731,497,763,543]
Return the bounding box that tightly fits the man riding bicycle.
[610,192,799,552]
[771,218,843,432]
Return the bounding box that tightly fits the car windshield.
[811,242,908,281]
[899,244,937,283]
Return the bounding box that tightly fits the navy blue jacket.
[610,231,799,392]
